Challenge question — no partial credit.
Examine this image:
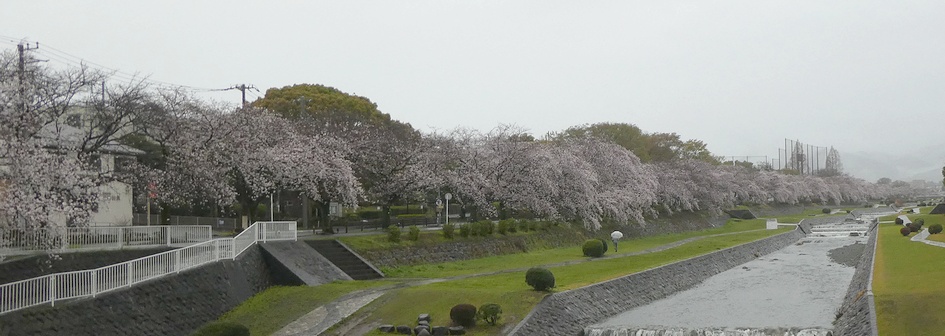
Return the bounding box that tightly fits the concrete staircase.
[305,240,383,280]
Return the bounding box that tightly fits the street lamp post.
[444,193,452,225]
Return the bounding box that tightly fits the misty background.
[2,1,944,182]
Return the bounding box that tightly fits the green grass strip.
[381,219,769,278]
[360,228,790,336]
[874,213,945,335]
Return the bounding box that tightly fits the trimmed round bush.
[386,225,401,243]
[458,224,470,238]
[192,322,249,336]
[895,217,904,225]
[598,238,609,254]
[525,267,555,291]
[582,239,605,258]
[450,303,477,328]
[477,303,503,326]
[900,226,912,236]
[507,219,518,233]
[915,218,926,226]
[442,223,455,239]
[930,224,943,234]
[408,225,421,241]
[822,208,831,214]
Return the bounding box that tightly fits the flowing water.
[589,232,866,335]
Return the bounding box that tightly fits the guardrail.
[0,226,213,256]
[0,221,296,315]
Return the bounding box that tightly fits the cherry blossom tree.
[128,105,362,223]
[0,50,108,248]
[436,125,558,220]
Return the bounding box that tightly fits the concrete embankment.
[508,224,809,336]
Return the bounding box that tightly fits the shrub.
[387,225,401,243]
[458,224,470,238]
[442,223,455,239]
[598,238,609,254]
[450,303,477,328]
[477,303,502,326]
[358,209,383,220]
[408,226,421,241]
[525,267,555,291]
[471,220,493,236]
[507,219,518,233]
[822,208,831,214]
[895,217,904,225]
[518,220,531,232]
[192,322,249,336]
[909,223,920,232]
[915,218,926,226]
[582,239,605,258]
[530,221,542,231]
[930,224,943,234]
[497,219,514,235]
[900,226,912,236]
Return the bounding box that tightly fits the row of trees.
[0,50,894,240]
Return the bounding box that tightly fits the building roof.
[35,123,144,156]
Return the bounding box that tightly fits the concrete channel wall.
[0,246,274,336]
[831,220,880,336]
[509,224,810,336]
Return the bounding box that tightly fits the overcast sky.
[3,1,944,172]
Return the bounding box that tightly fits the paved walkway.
[910,228,945,248]
[272,229,771,336]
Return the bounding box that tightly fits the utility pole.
[226,84,258,106]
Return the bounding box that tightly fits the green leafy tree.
[548,122,718,164]
[253,84,427,227]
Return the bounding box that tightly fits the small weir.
[582,327,833,336]
[807,217,871,238]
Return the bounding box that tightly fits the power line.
[2,37,230,93]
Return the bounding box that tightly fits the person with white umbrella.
[611,230,624,252]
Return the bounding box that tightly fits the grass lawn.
[213,280,396,335]
[382,219,770,278]
[356,227,791,336]
[873,219,945,335]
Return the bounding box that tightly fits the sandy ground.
[597,236,866,330]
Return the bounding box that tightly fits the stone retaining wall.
[832,221,880,336]
[509,227,806,336]
[0,248,172,284]
[0,245,274,336]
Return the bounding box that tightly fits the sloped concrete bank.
[831,220,880,336]
[0,246,274,336]
[509,224,809,336]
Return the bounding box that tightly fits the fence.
[0,221,296,316]
[0,226,212,256]
[132,214,240,228]
[331,216,441,233]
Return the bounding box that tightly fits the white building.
[36,123,142,227]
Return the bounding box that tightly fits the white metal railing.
[0,221,295,315]
[0,226,213,255]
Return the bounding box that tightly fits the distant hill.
[843,147,945,182]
